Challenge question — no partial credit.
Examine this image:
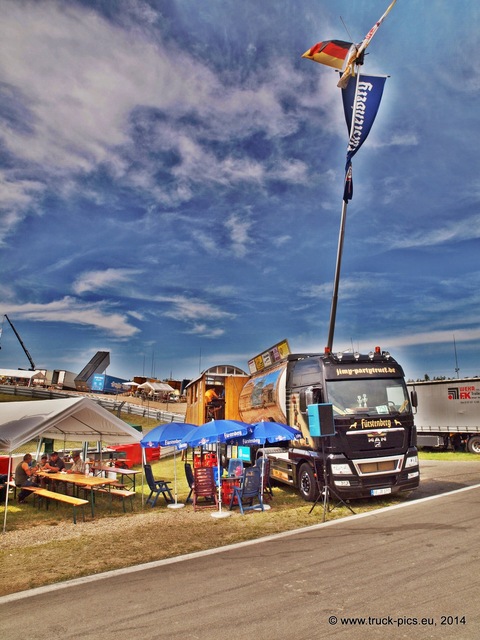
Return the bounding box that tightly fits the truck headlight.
[405,455,418,468]
[334,480,351,487]
[331,463,352,475]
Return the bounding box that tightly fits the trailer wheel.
[466,436,480,454]
[298,463,319,502]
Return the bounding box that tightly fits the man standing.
[15,454,40,503]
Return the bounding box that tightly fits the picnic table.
[37,471,118,517]
[89,464,141,490]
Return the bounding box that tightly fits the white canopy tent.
[0,397,143,532]
[0,397,143,451]
[137,381,174,395]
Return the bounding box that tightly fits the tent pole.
[35,438,42,463]
[2,454,13,534]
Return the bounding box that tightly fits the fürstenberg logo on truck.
[349,418,398,429]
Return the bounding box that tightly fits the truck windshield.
[326,379,410,416]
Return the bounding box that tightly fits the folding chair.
[144,464,173,507]
[192,467,218,511]
[230,467,264,515]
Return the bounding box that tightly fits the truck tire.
[466,436,480,454]
[298,463,320,502]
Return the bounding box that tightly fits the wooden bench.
[110,480,127,490]
[93,487,136,512]
[31,488,89,524]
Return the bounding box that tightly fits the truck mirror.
[300,387,323,413]
[410,389,418,408]
[299,390,309,413]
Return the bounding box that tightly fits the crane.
[1,315,36,371]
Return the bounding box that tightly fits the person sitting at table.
[0,475,8,502]
[205,387,224,419]
[37,454,49,471]
[66,452,86,474]
[15,453,40,503]
[35,454,49,486]
[45,451,65,473]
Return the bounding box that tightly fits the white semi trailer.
[407,378,480,453]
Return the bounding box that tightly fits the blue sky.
[0,0,478,383]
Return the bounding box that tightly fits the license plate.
[371,487,392,496]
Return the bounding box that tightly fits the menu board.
[248,339,291,374]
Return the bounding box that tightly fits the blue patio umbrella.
[141,422,197,508]
[236,421,302,507]
[141,422,197,448]
[179,419,250,448]
[240,421,302,446]
[179,419,250,518]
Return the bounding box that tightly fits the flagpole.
[327,198,348,351]
[326,68,362,352]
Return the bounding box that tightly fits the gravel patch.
[0,510,177,550]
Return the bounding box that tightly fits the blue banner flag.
[341,73,387,201]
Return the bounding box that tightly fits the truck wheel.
[298,463,319,502]
[466,436,480,454]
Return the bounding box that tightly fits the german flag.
[302,40,353,70]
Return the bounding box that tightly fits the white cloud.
[224,214,254,258]
[188,229,218,255]
[271,159,309,184]
[155,295,235,338]
[162,296,235,323]
[0,297,139,338]
[390,212,480,249]
[301,275,379,300]
[0,2,324,231]
[272,234,291,247]
[73,268,142,295]
[0,171,45,244]
[186,323,225,338]
[381,328,480,349]
[369,132,419,149]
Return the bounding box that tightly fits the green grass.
[0,392,39,402]
[3,444,479,595]
[419,450,480,462]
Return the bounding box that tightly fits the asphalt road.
[1,460,479,640]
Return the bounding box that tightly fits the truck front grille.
[352,455,403,476]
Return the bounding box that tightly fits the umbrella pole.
[255,442,271,511]
[211,440,231,519]
[167,449,185,510]
[141,447,146,508]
